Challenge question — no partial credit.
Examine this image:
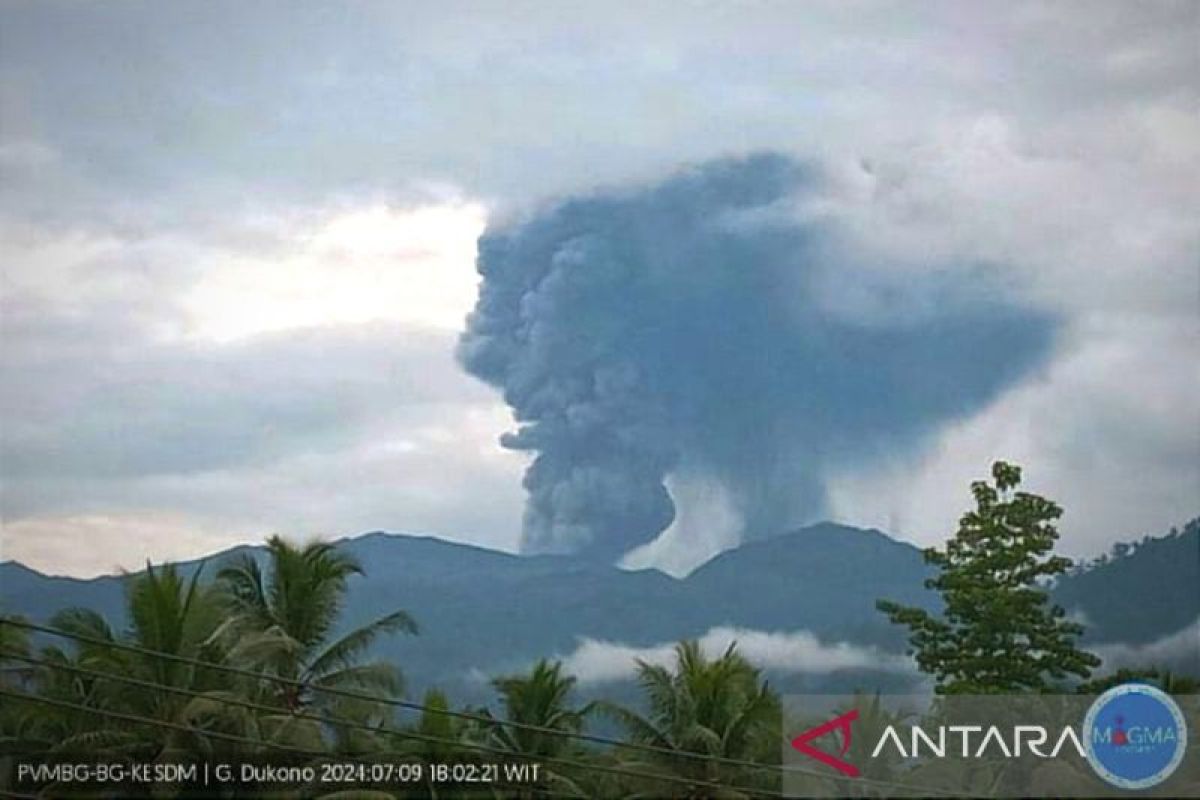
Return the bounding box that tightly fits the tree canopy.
[877,460,1101,694]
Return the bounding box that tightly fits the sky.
[1,1,1197,577]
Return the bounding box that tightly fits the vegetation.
[1077,667,1200,696]
[1056,517,1199,642]
[480,659,595,797]
[1,542,419,798]
[0,613,29,666]
[1,463,1196,798]
[215,536,417,744]
[20,563,229,758]
[601,640,782,797]
[877,461,1101,694]
[0,612,31,742]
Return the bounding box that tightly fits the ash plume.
[459,154,1055,561]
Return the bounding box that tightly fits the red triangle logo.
[790,709,861,777]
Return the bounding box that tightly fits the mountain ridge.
[4,520,1196,699]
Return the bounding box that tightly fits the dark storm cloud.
[2,1,1195,574]
[459,154,1058,560]
[8,1,1191,225]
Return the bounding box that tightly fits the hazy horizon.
[2,1,1197,576]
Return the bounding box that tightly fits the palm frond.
[49,607,116,644]
[217,554,275,626]
[226,626,305,669]
[597,701,674,751]
[314,662,403,697]
[305,610,417,681]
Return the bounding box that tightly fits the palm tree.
[801,692,914,799]
[215,536,417,737]
[402,688,471,760]
[0,614,30,664]
[386,688,482,799]
[601,640,782,798]
[489,660,591,757]
[0,613,31,688]
[17,562,238,766]
[476,659,594,797]
[0,613,34,744]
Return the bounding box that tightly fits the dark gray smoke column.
[459,154,1055,561]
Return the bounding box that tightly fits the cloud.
[0,200,527,575]
[460,154,1056,561]
[3,2,1196,219]
[183,201,486,341]
[819,116,1199,553]
[1,1,1196,574]
[1091,617,1200,673]
[620,472,743,577]
[555,626,912,685]
[1,320,478,481]
[0,389,527,575]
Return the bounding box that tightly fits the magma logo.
[789,685,1189,793]
[1083,683,1187,790]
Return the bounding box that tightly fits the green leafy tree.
[877,461,1100,694]
[602,640,781,798]
[1078,667,1200,695]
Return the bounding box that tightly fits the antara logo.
[790,710,1087,777]
[789,710,861,777]
[869,724,1085,759]
[789,686,1189,792]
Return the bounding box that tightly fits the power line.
[1,616,959,797]
[5,617,794,776]
[0,616,868,791]
[0,662,782,800]
[0,687,581,799]
[1,647,787,797]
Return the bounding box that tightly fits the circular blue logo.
[1083,683,1187,790]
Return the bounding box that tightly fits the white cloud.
[0,407,528,577]
[556,626,912,685]
[816,106,1199,555]
[0,203,525,575]
[1092,617,1200,671]
[183,201,487,341]
[621,473,742,577]
[827,314,1200,556]
[0,323,528,575]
